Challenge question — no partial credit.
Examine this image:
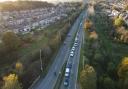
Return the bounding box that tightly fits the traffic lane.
[69,38,81,88]
[71,19,85,89]
[68,49,78,89]
[68,13,85,89]
[69,18,84,89]
[60,11,86,89]
[60,39,81,89]
[67,12,85,36]
[60,31,82,89]
[60,16,85,89]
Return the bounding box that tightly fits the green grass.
[77,46,84,81]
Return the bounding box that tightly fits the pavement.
[30,9,85,89]
[60,10,87,89]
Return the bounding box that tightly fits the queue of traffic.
[63,31,79,87]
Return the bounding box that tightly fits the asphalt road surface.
[30,10,85,89]
[60,10,87,89]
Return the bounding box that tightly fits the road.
[60,10,87,89]
[30,10,85,89]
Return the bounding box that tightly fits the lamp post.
[40,49,43,71]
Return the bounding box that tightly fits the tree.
[41,45,52,68]
[2,74,22,89]
[2,31,21,51]
[118,57,128,89]
[99,75,116,89]
[114,17,124,27]
[89,31,98,39]
[49,34,61,51]
[80,64,97,89]
[84,19,93,30]
[103,77,116,89]
[15,62,23,75]
[107,62,116,77]
[118,57,128,78]
[93,52,103,65]
[21,61,41,89]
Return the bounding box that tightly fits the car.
[64,78,69,87]
[70,53,74,57]
[65,68,70,76]
[70,51,74,54]
[67,63,72,68]
[70,50,74,57]
[74,43,78,47]
[65,73,69,77]
[71,46,75,51]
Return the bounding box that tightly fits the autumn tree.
[49,33,61,51]
[80,64,97,89]
[118,57,128,89]
[84,19,93,30]
[2,31,21,51]
[114,16,124,27]
[89,31,98,39]
[15,61,23,75]
[2,74,22,89]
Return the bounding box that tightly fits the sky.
[0,0,83,3]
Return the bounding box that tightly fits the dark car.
[64,77,69,87]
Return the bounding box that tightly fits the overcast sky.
[0,0,83,3]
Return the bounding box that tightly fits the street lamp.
[40,49,43,71]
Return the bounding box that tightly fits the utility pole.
[83,56,85,70]
[40,49,43,71]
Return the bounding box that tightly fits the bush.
[2,31,21,52]
[80,65,97,89]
